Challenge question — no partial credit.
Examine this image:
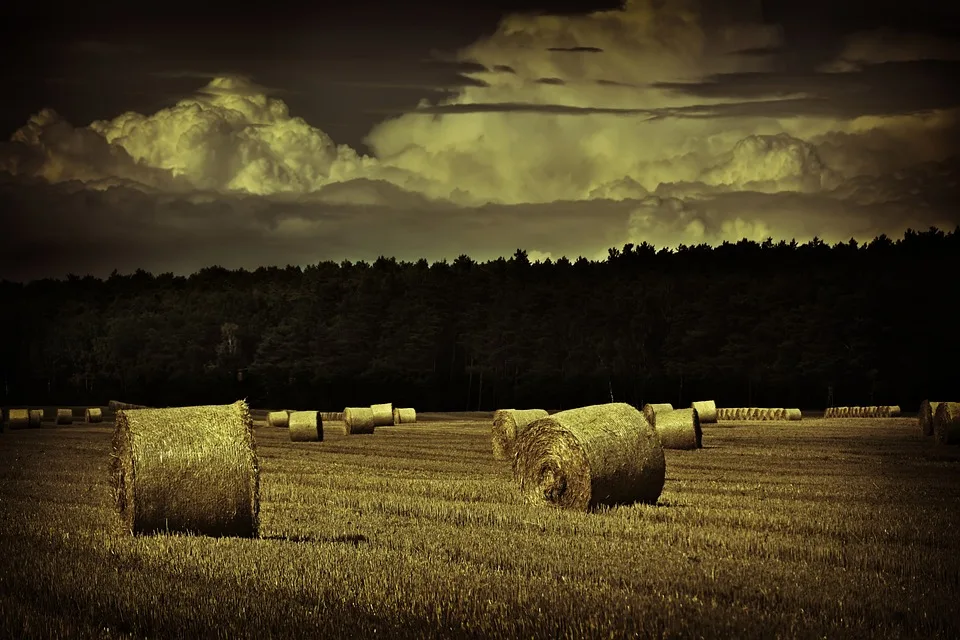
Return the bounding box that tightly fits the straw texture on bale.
[933,402,960,445]
[319,412,344,422]
[785,408,802,421]
[8,408,32,429]
[85,408,103,423]
[655,408,702,450]
[492,409,550,460]
[267,411,290,428]
[56,408,73,425]
[343,407,376,434]
[691,400,717,424]
[288,411,323,442]
[513,403,665,511]
[887,405,901,417]
[111,400,260,537]
[393,408,417,424]
[918,400,941,436]
[370,403,394,427]
[641,403,673,427]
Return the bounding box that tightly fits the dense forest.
[1,227,958,413]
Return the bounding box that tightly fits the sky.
[1,0,959,280]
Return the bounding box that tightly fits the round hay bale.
[918,400,941,436]
[110,400,260,537]
[746,408,758,420]
[785,408,802,421]
[393,408,417,424]
[85,407,103,423]
[108,400,120,411]
[344,407,376,434]
[319,412,343,422]
[492,409,550,460]
[773,408,786,420]
[56,408,73,425]
[824,407,833,418]
[30,409,43,427]
[641,403,673,427]
[888,405,901,417]
[8,408,32,429]
[691,400,717,424]
[513,402,665,511]
[933,402,960,445]
[267,411,290,428]
[655,408,702,450]
[370,403,394,427]
[289,411,322,442]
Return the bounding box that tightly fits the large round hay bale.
[371,403,394,427]
[110,400,260,537]
[344,407,376,434]
[933,402,960,445]
[655,408,702,450]
[785,408,802,421]
[492,409,549,460]
[887,405,901,417]
[918,400,941,436]
[267,411,290,428]
[8,408,31,429]
[746,407,758,420]
[691,400,717,424]
[56,408,73,425]
[513,402,665,511]
[289,411,322,442]
[85,408,103,423]
[393,408,417,424]
[641,403,673,427]
[30,409,43,427]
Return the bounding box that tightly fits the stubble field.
[1,411,958,639]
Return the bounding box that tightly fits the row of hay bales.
[918,400,960,444]
[3,407,103,429]
[264,403,417,442]
[717,407,803,420]
[824,406,900,418]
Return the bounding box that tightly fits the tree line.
[2,227,958,413]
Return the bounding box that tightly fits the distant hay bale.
[933,402,960,445]
[319,412,343,422]
[492,409,550,460]
[370,403,394,426]
[747,408,759,420]
[655,408,702,450]
[85,408,103,423]
[9,409,32,429]
[641,403,673,427]
[393,408,417,424]
[691,400,717,424]
[824,407,833,418]
[888,405,901,417]
[267,411,290,428]
[717,407,730,420]
[785,408,802,421]
[110,400,260,537]
[343,407,376,434]
[288,411,322,442]
[918,400,941,436]
[56,408,73,425]
[773,408,787,420]
[30,409,43,427]
[513,402,665,511]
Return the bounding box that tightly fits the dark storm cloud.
[653,60,960,118]
[535,78,566,85]
[727,46,783,57]
[492,65,516,74]
[365,102,662,117]
[547,46,604,53]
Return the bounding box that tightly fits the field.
[1,409,959,639]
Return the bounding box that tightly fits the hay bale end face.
[641,403,673,428]
[343,407,376,434]
[267,411,290,428]
[111,400,260,538]
[655,408,702,450]
[370,403,394,427]
[919,400,941,436]
[933,402,960,445]
[56,408,73,425]
[491,409,549,460]
[513,402,665,511]
[288,411,322,442]
[85,408,103,423]
[691,400,717,424]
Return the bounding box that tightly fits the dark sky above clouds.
[1,0,958,281]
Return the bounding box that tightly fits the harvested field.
[0,412,958,638]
